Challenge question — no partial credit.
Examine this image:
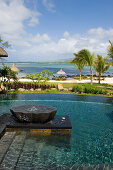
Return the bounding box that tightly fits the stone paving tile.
[0,132,16,164]
[0,124,6,138]
[1,132,26,170]
[1,132,113,170]
[15,138,36,170]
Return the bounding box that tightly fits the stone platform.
[0,114,72,136]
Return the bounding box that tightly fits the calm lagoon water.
[0,93,113,166]
[0,62,113,77]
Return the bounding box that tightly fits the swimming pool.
[0,93,113,168]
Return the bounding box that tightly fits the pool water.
[0,94,113,166]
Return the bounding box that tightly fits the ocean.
[0,62,113,78]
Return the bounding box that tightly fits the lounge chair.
[58,83,64,91]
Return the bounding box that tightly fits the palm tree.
[108,40,113,60]
[93,55,110,84]
[70,54,85,81]
[75,49,95,85]
[107,40,113,66]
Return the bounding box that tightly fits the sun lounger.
[58,83,64,91]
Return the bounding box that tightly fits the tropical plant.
[0,65,18,92]
[107,40,113,66]
[26,70,53,84]
[0,37,10,48]
[39,70,53,83]
[0,65,18,82]
[108,40,113,59]
[35,72,42,83]
[74,49,95,85]
[0,37,10,87]
[93,55,110,84]
[26,74,35,82]
[70,54,85,81]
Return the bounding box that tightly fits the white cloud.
[0,0,40,36]
[30,33,51,43]
[63,32,70,39]
[9,27,112,61]
[0,0,112,61]
[88,27,113,40]
[28,12,41,26]
[42,0,56,12]
[5,27,113,61]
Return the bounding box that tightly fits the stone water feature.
[0,104,72,137]
[10,105,57,123]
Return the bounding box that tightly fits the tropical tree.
[107,40,113,65]
[26,74,35,82]
[40,70,53,83]
[0,65,18,81]
[0,65,18,92]
[26,70,53,84]
[70,54,85,81]
[74,49,95,85]
[93,55,110,84]
[0,37,10,87]
[0,37,10,48]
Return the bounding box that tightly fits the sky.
[0,0,113,62]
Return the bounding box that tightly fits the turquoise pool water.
[0,94,113,166]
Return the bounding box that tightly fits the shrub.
[84,84,106,94]
[72,84,108,95]
[84,84,95,94]
[72,85,83,93]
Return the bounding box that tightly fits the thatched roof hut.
[0,47,8,57]
[57,69,66,75]
[11,64,20,72]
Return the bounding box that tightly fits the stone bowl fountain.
[10,105,57,123]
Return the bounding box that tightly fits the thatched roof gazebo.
[0,47,8,57]
[57,69,66,75]
[11,64,20,72]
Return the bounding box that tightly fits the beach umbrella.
[57,69,66,75]
[11,64,20,72]
[0,47,8,57]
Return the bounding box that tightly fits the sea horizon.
[0,62,113,78]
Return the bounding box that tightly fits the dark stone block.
[10,105,57,123]
[0,114,72,131]
[7,115,72,130]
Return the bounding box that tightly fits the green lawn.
[8,82,113,97]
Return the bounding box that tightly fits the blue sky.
[0,0,113,61]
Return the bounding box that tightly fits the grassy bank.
[8,82,113,97]
[63,83,113,95]
[9,89,113,97]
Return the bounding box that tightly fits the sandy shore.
[0,77,113,85]
[18,77,113,85]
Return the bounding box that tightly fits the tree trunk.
[98,74,101,84]
[90,66,93,85]
[79,71,81,81]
